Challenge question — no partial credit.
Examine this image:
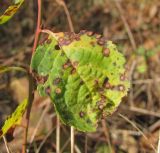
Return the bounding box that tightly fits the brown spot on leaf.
[36,76,48,84]
[5,127,15,142]
[86,31,94,36]
[63,60,71,69]
[46,38,52,44]
[45,86,51,95]
[72,61,79,67]
[94,34,102,39]
[97,38,105,45]
[86,95,90,98]
[98,104,104,110]
[20,109,25,114]
[59,38,72,46]
[53,78,61,85]
[55,88,61,94]
[55,44,60,50]
[71,68,76,74]
[90,41,96,47]
[107,101,115,107]
[103,77,109,88]
[63,64,68,69]
[80,80,83,85]
[74,35,80,41]
[79,111,85,118]
[104,77,109,83]
[98,87,104,94]
[120,74,125,81]
[97,100,105,110]
[94,79,99,85]
[103,48,110,57]
[104,82,112,89]
[100,95,106,101]
[118,85,125,91]
[4,6,18,16]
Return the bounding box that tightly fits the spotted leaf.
[0,0,24,24]
[31,31,130,132]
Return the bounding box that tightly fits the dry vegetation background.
[0,0,160,152]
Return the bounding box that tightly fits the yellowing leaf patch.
[0,0,24,24]
[0,98,28,138]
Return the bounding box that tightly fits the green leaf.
[31,31,130,132]
[0,0,24,24]
[0,99,28,138]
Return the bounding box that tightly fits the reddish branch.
[32,0,42,54]
[22,0,42,152]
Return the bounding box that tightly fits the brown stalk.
[22,0,42,152]
[56,0,74,33]
[22,73,35,153]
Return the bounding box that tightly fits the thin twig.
[84,135,88,153]
[149,120,160,132]
[56,116,60,153]
[60,137,70,153]
[114,0,136,50]
[36,127,56,153]
[71,126,74,153]
[101,120,114,153]
[32,0,42,55]
[22,74,35,153]
[118,113,157,153]
[29,103,50,144]
[3,136,11,153]
[114,129,142,136]
[128,61,137,106]
[132,78,160,84]
[158,131,160,153]
[56,0,74,32]
[130,107,160,118]
[0,66,27,74]
[74,144,81,153]
[22,0,42,152]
